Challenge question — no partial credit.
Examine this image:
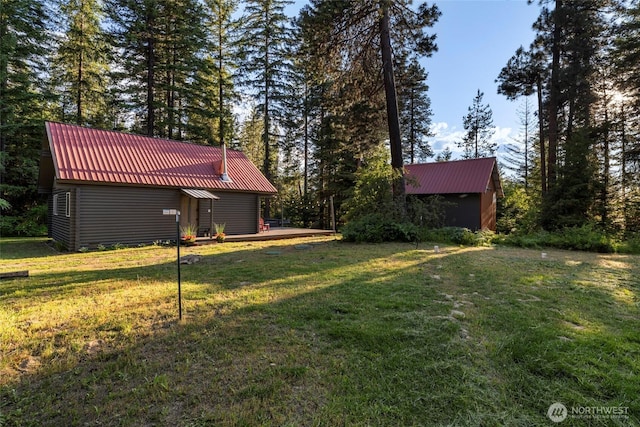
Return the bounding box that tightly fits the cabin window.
[65,192,71,217]
[53,194,59,216]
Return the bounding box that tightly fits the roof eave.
[52,179,278,195]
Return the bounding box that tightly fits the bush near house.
[0,204,48,237]
[343,219,640,254]
[341,214,419,243]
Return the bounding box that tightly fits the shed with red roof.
[38,122,277,250]
[405,157,503,231]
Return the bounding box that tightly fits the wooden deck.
[194,227,335,245]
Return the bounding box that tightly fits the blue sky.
[284,0,541,160]
[426,0,540,159]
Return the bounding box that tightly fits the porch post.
[210,198,214,240]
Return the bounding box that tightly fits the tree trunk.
[601,102,610,228]
[536,76,547,195]
[410,88,415,164]
[262,7,271,218]
[146,11,155,137]
[379,1,406,216]
[303,81,309,197]
[547,0,562,190]
[218,20,225,147]
[77,6,84,125]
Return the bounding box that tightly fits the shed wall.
[441,194,481,230]
[50,188,76,250]
[480,191,497,231]
[75,185,180,250]
[49,184,263,250]
[211,192,259,234]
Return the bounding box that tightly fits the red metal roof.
[46,122,277,194]
[405,157,503,197]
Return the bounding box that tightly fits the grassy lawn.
[1,236,639,426]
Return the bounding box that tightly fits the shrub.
[406,195,448,229]
[501,224,621,253]
[556,225,614,253]
[0,205,48,237]
[341,214,418,243]
[496,181,539,234]
[617,233,640,254]
[418,227,497,247]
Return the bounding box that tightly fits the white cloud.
[429,121,465,159]
[428,123,517,161]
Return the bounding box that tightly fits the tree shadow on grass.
[1,243,639,426]
[0,238,57,260]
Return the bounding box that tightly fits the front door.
[179,195,199,230]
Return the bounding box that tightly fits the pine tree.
[0,0,51,219]
[298,0,439,219]
[396,56,433,164]
[613,1,640,233]
[459,89,495,159]
[538,0,609,229]
[239,0,294,217]
[237,106,265,167]
[502,98,537,190]
[52,0,110,127]
[187,0,240,146]
[435,147,452,162]
[496,45,548,194]
[106,0,209,138]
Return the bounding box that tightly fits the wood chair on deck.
[259,218,270,232]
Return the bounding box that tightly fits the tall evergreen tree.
[287,21,315,201]
[106,0,209,139]
[459,89,495,158]
[613,1,640,233]
[0,0,51,217]
[502,98,537,190]
[496,45,548,194]
[396,56,433,164]
[538,0,609,229]
[239,0,294,217]
[188,0,239,145]
[298,0,439,219]
[52,0,110,127]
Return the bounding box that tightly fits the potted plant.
[180,223,198,245]
[214,222,226,243]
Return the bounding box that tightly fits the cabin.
[37,122,277,251]
[405,157,503,231]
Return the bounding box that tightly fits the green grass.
[1,237,639,426]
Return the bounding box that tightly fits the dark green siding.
[211,192,259,235]
[50,184,264,250]
[75,185,180,250]
[50,188,75,250]
[441,194,481,230]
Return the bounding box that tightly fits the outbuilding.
[37,122,277,251]
[405,157,503,231]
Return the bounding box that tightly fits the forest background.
[1,0,640,246]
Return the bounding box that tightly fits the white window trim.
[65,192,71,217]
[53,194,59,216]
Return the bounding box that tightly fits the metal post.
[330,195,336,232]
[163,208,183,321]
[176,212,182,320]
